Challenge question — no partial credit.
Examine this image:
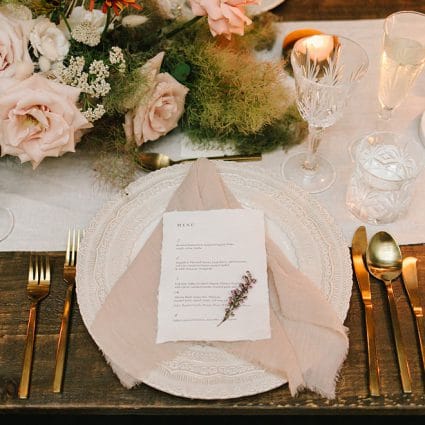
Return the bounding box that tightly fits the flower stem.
[60,10,72,34]
[65,0,78,17]
[218,271,256,326]
[102,7,112,39]
[164,15,203,39]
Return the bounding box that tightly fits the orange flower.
[89,0,142,15]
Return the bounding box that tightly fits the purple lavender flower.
[218,271,257,326]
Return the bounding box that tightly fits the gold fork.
[53,228,80,393]
[19,254,51,399]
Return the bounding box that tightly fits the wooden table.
[2,0,425,417]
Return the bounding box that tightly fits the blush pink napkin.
[90,158,348,398]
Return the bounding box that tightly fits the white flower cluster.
[54,56,112,122]
[56,56,111,99]
[71,21,101,47]
[109,46,126,73]
[55,56,86,87]
[82,104,106,122]
[88,60,111,98]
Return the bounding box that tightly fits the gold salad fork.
[19,254,51,399]
[53,229,80,393]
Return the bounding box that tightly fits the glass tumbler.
[346,131,424,224]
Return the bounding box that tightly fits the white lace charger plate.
[76,161,352,400]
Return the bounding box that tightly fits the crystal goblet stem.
[283,125,336,193]
[303,125,324,171]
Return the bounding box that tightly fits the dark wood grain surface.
[2,0,425,416]
[1,247,425,415]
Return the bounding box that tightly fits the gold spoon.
[366,231,412,393]
[136,152,262,172]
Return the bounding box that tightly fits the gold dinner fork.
[19,254,51,399]
[53,228,80,393]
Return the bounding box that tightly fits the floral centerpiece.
[0,0,305,186]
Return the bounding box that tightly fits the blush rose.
[0,75,92,168]
[189,0,259,40]
[0,11,34,80]
[124,52,189,146]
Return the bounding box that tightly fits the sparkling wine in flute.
[378,37,425,119]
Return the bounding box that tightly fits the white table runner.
[1,19,424,251]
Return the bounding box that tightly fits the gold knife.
[352,226,381,396]
[402,256,425,373]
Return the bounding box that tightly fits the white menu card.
[156,209,270,343]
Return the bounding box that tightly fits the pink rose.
[0,75,92,168]
[0,11,34,79]
[124,52,189,146]
[189,0,259,40]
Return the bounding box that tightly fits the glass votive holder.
[346,131,424,224]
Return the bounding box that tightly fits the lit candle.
[297,35,336,62]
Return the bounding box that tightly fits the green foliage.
[162,31,305,153]
[79,116,139,189]
[4,0,56,15]
[237,12,279,51]
[184,105,307,155]
[233,105,308,154]
[2,0,305,184]
[107,0,169,53]
[80,115,134,154]
[103,65,150,114]
[177,44,290,136]
[171,62,191,83]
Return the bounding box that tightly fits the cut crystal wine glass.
[282,34,369,193]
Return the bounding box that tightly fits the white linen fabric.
[1,19,425,252]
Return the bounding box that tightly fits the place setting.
[0,0,425,414]
[75,158,352,399]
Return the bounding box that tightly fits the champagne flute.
[378,11,425,121]
[282,34,369,193]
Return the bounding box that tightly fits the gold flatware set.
[17,224,423,399]
[352,226,424,397]
[18,229,81,399]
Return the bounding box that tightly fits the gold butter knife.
[402,256,425,373]
[352,226,381,396]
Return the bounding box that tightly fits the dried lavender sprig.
[218,271,257,326]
